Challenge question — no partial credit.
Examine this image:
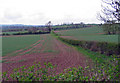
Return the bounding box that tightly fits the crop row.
[2,56,119,81]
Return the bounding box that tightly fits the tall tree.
[97,0,120,35]
[46,21,52,32]
[98,0,120,23]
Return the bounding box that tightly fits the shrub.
[2,33,10,36]
[102,23,119,35]
[55,34,119,56]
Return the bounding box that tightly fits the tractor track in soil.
[2,34,93,76]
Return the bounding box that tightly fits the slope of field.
[55,27,118,43]
[2,35,42,56]
[2,34,93,76]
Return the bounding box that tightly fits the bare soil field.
[2,34,93,76]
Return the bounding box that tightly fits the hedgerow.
[52,31,119,56]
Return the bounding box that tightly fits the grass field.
[2,35,41,56]
[55,27,118,43]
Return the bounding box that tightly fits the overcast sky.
[0,0,102,25]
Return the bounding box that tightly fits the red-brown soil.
[2,34,93,77]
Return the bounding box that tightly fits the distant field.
[55,27,118,43]
[2,35,41,56]
[2,31,28,35]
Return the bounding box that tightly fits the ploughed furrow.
[3,39,42,58]
[2,34,93,76]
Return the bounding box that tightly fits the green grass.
[2,34,59,57]
[75,46,113,64]
[2,35,42,56]
[56,27,118,43]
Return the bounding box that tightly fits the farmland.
[1,0,120,81]
[1,26,119,81]
[55,27,118,43]
[2,35,41,56]
[2,34,93,78]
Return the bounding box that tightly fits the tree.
[80,22,85,27]
[97,0,120,35]
[98,0,120,22]
[46,21,52,32]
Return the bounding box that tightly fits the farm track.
[2,34,93,76]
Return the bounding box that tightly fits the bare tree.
[98,0,120,23]
[97,0,120,35]
[46,21,52,32]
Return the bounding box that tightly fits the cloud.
[19,13,49,25]
[0,9,22,24]
[0,9,48,25]
[4,9,22,21]
[0,0,101,25]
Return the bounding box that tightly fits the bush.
[2,33,10,36]
[102,23,119,35]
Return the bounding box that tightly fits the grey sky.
[0,0,102,25]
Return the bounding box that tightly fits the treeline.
[1,23,100,36]
[2,31,50,36]
[2,24,44,32]
[102,23,120,35]
[52,23,99,31]
[2,23,99,32]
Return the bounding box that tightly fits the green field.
[56,27,118,43]
[2,31,28,35]
[2,35,41,56]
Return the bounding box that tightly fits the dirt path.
[2,34,93,75]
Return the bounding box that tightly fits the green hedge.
[52,31,119,56]
[59,37,119,56]
[2,31,50,36]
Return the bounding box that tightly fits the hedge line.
[13,31,50,35]
[2,31,50,36]
[52,31,120,56]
